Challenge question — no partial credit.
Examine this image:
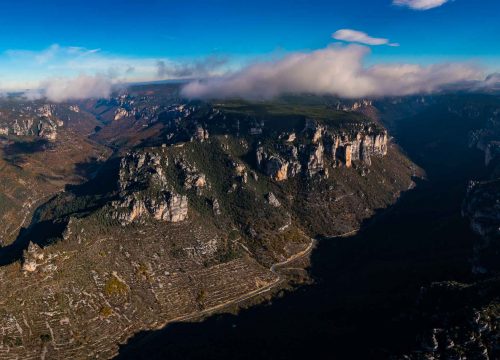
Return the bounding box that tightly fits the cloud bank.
[40,74,114,102]
[393,0,450,10]
[333,29,399,47]
[181,45,482,100]
[470,73,500,92]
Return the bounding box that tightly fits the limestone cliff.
[463,180,500,238]
[0,104,64,141]
[256,119,388,181]
[111,150,188,225]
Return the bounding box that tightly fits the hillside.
[0,87,417,358]
[114,93,500,360]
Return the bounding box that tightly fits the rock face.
[112,151,188,225]
[257,151,302,182]
[485,141,500,166]
[175,158,208,192]
[212,198,221,215]
[118,151,169,191]
[114,108,134,121]
[0,104,64,140]
[256,120,388,181]
[468,108,500,166]
[464,108,500,274]
[329,129,388,168]
[335,99,373,112]
[104,93,189,125]
[192,125,209,142]
[6,116,62,140]
[112,192,188,225]
[463,180,500,238]
[463,179,500,273]
[400,282,500,360]
[21,242,45,272]
[307,142,327,177]
[266,192,281,208]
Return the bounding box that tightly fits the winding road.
[115,229,360,357]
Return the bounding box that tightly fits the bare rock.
[266,192,281,208]
[193,125,209,142]
[22,242,45,272]
[212,198,221,215]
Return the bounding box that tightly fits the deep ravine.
[115,103,489,359]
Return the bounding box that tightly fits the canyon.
[0,88,499,359]
[0,87,416,359]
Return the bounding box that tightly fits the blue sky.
[0,0,499,91]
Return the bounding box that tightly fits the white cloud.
[332,29,399,47]
[40,74,114,102]
[181,44,482,100]
[469,73,500,92]
[393,0,450,10]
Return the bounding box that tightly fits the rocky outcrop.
[114,108,135,121]
[266,192,281,208]
[36,105,55,118]
[105,93,191,125]
[175,158,208,192]
[257,148,302,181]
[335,99,373,112]
[470,131,500,166]
[118,151,169,191]
[485,141,500,166]
[256,120,388,181]
[463,180,500,238]
[0,104,64,140]
[112,191,188,225]
[463,107,500,275]
[400,282,500,360]
[21,242,45,272]
[328,130,388,168]
[463,179,500,274]
[112,150,188,225]
[468,107,500,166]
[212,198,221,215]
[192,125,209,142]
[307,142,326,177]
[11,116,63,141]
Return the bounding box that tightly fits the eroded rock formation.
[0,104,64,141]
[256,120,388,181]
[112,150,188,225]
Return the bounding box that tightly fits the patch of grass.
[104,275,128,297]
[99,306,113,318]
